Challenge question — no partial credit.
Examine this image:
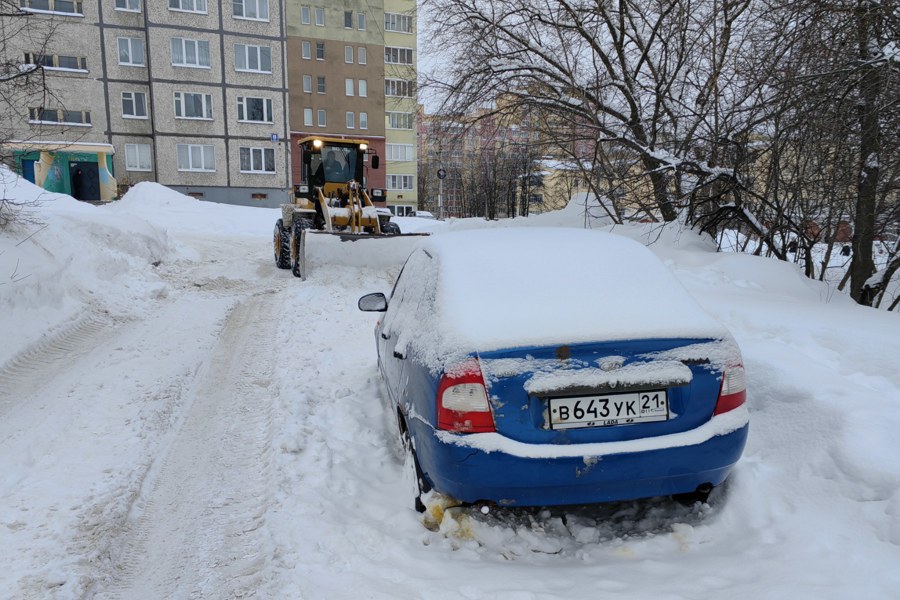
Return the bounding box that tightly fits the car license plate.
[548,390,668,430]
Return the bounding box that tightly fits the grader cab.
[273,136,411,279]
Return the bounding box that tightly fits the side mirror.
[358,292,388,312]
[371,155,380,170]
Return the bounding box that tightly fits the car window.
[381,250,435,351]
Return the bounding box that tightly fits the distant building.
[2,1,291,206]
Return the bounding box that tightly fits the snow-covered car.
[358,228,749,511]
[412,211,436,219]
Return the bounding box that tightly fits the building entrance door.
[69,161,100,201]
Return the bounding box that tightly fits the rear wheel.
[290,218,313,278]
[273,219,290,269]
[381,221,401,235]
[400,419,430,513]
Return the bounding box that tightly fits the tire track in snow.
[95,289,281,600]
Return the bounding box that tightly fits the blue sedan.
[359,228,748,511]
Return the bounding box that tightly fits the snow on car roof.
[420,228,728,354]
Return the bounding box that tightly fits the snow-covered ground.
[1,172,899,599]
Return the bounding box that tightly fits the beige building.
[4,0,290,206]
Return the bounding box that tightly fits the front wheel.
[273,219,290,269]
[381,221,401,235]
[290,218,313,278]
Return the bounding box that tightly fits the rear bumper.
[411,411,749,507]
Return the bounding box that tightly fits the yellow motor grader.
[274,136,416,279]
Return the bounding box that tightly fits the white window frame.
[302,74,312,93]
[301,41,311,59]
[317,109,326,127]
[345,78,354,97]
[344,10,353,28]
[171,37,210,69]
[300,5,310,24]
[314,6,324,26]
[387,112,414,130]
[121,91,148,119]
[20,0,83,16]
[239,146,276,174]
[315,42,324,60]
[24,52,87,72]
[387,174,415,190]
[28,107,91,127]
[124,143,152,171]
[346,111,355,129]
[359,112,368,130]
[233,0,269,21]
[358,47,366,65]
[115,0,141,12]
[385,79,415,98]
[316,76,325,94]
[234,43,272,73]
[358,79,367,97]
[176,143,216,172]
[384,13,413,34]
[173,91,213,120]
[387,144,415,162]
[237,96,273,123]
[385,47,414,66]
[357,12,366,30]
[117,37,145,67]
[169,0,207,13]
[344,46,353,64]
[303,108,313,127]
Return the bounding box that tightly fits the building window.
[344,10,352,28]
[23,52,86,72]
[28,107,91,126]
[357,12,366,30]
[121,91,148,118]
[115,0,140,11]
[302,74,312,93]
[174,91,213,119]
[385,47,413,66]
[171,38,210,68]
[239,147,275,173]
[385,79,415,97]
[117,37,145,66]
[358,47,366,64]
[317,76,325,94]
[317,109,326,127]
[235,44,272,73]
[233,0,268,20]
[387,144,415,162]
[359,112,367,130]
[20,0,83,15]
[358,79,367,97]
[344,46,353,64]
[345,78,354,96]
[314,6,324,26]
[303,108,313,127]
[125,143,151,171]
[169,0,207,12]
[387,112,414,129]
[385,12,413,33]
[300,5,309,24]
[237,96,273,123]
[176,144,215,172]
[387,175,415,190]
[315,42,324,60]
[301,41,311,59]
[346,111,355,129]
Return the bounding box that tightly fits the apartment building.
[382,0,418,215]
[285,1,418,213]
[4,0,290,206]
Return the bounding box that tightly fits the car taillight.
[714,363,747,415]
[437,358,495,433]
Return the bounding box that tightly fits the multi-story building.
[284,1,418,212]
[285,0,387,196]
[3,0,290,206]
[382,0,417,215]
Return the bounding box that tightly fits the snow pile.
[1,172,899,598]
